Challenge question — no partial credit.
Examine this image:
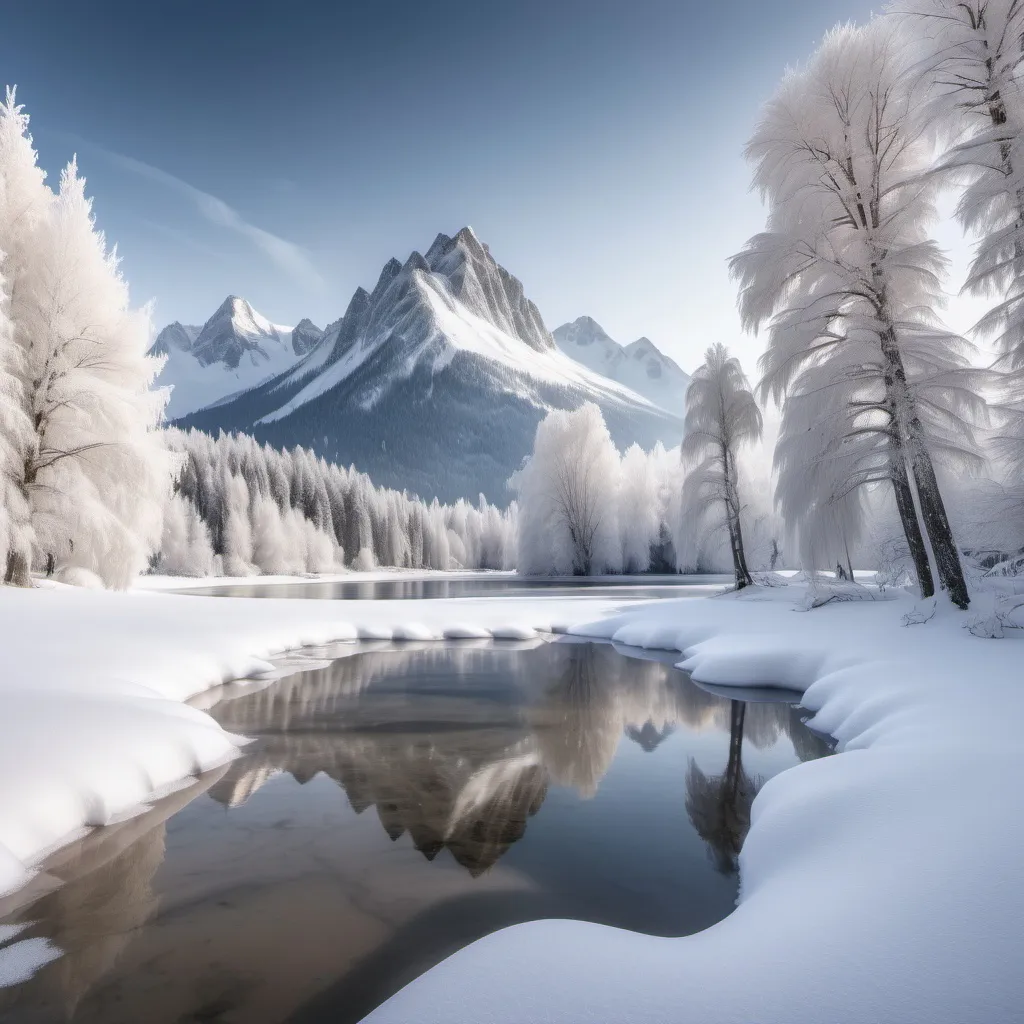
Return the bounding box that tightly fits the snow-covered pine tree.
[0,89,49,584]
[731,21,985,607]
[0,270,32,580]
[0,92,175,587]
[14,159,175,587]
[680,344,763,589]
[161,428,517,576]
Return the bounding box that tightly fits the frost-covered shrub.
[512,403,623,576]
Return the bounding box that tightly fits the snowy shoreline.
[2,580,1022,1023]
[0,581,646,902]
[363,586,1024,1024]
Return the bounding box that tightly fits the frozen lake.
[169,573,732,602]
[0,637,828,1024]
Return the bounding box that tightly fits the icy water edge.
[0,634,829,1024]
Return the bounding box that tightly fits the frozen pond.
[0,640,829,1024]
[170,573,731,602]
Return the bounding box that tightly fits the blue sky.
[1,0,920,370]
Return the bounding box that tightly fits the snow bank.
[362,586,1024,1024]
[0,583,638,898]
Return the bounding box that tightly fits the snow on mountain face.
[553,317,690,416]
[177,228,685,503]
[150,321,200,357]
[290,318,324,356]
[152,297,320,420]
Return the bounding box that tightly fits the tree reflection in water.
[0,640,830,1024]
[685,701,759,875]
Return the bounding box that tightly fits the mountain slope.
[152,297,319,419]
[176,229,685,502]
[553,316,690,415]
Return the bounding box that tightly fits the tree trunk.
[880,334,969,608]
[4,548,31,587]
[889,437,934,599]
[722,443,754,591]
[730,509,754,589]
[907,438,970,609]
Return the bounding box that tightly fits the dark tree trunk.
[4,548,31,587]
[729,509,755,590]
[725,700,746,800]
[889,437,934,599]
[722,443,754,591]
[879,329,969,608]
[907,440,970,609]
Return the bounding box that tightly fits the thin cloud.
[92,143,324,291]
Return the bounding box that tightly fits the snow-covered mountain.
[152,297,322,419]
[553,316,690,416]
[173,229,684,502]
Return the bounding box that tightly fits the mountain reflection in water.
[0,640,830,1024]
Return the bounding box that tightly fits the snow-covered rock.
[553,316,690,415]
[290,317,324,356]
[152,297,322,419]
[177,229,684,503]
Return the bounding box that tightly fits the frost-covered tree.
[891,0,1024,369]
[0,89,49,584]
[731,21,985,608]
[156,492,214,577]
[16,160,175,587]
[680,344,763,589]
[0,273,32,578]
[512,403,622,576]
[0,92,175,588]
[618,443,661,573]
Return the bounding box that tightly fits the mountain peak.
[171,230,685,502]
[553,318,689,414]
[555,317,616,348]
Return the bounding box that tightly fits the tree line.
[160,429,515,576]
[515,3,1024,600]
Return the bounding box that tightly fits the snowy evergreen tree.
[16,160,175,587]
[160,429,516,577]
[680,344,763,589]
[0,89,49,584]
[0,93,175,588]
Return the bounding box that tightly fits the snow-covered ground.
[2,578,1021,1023]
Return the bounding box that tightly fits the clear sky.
[3,0,980,372]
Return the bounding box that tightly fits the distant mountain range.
[552,316,689,416]
[154,298,323,420]
[154,228,688,502]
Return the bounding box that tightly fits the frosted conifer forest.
[1,1,1024,1022]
